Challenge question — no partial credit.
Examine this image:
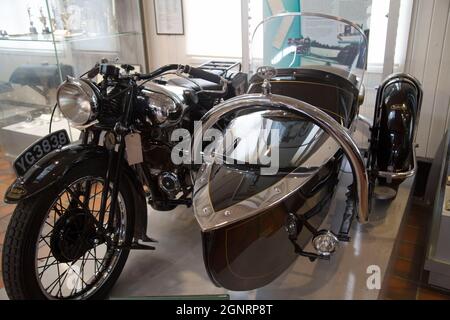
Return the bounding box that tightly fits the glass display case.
[0,0,147,158]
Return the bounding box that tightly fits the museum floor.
[0,147,449,300]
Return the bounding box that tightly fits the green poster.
[263,0,302,68]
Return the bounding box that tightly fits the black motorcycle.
[2,13,422,299]
[1,59,246,299]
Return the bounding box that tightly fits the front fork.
[97,83,136,236]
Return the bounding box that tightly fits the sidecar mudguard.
[4,144,148,240]
[371,73,422,182]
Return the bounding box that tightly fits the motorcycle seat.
[168,77,223,92]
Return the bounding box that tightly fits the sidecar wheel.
[2,160,134,300]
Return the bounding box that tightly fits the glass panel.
[203,110,330,213]
[0,0,146,175]
[250,13,368,86]
[49,0,146,75]
[0,1,69,163]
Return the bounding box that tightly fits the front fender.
[5,144,109,203]
[5,143,149,241]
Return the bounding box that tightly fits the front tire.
[2,160,134,300]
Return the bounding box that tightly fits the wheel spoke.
[56,262,63,298]
[80,253,87,291]
[90,247,99,275]
[38,250,55,279]
[44,266,70,293]
[66,188,91,214]
[40,236,52,249]
[54,198,66,216]
[69,264,89,287]
[38,260,59,270]
[44,220,54,229]
[39,229,53,241]
[91,182,99,213]
[35,176,125,299]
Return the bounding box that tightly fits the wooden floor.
[0,147,449,299]
[380,201,450,300]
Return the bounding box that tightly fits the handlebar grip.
[184,65,222,84]
[87,65,100,79]
[138,64,181,80]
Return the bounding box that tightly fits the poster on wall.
[154,0,184,35]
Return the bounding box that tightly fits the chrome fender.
[191,93,369,229]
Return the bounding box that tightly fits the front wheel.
[2,160,134,300]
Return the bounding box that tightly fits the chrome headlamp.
[144,91,182,124]
[57,77,98,126]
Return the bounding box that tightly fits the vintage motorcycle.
[2,13,422,299]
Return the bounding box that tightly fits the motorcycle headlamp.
[57,77,98,126]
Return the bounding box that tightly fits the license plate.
[14,130,70,176]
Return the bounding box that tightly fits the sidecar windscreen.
[250,13,368,88]
[193,110,342,290]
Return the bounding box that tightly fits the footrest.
[124,242,156,250]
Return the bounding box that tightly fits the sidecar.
[192,13,422,291]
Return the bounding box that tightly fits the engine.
[135,83,193,207]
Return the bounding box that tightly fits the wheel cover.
[50,209,98,263]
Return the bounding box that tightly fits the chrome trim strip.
[192,94,369,231]
[377,145,418,180]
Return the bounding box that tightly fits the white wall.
[142,0,242,69]
[142,0,188,69]
[405,0,450,159]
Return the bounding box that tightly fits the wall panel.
[406,0,450,159]
[428,7,450,156]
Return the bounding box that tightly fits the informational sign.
[154,0,184,35]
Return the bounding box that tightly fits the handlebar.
[138,64,180,80]
[139,64,224,85]
[182,65,223,85]
[90,63,226,91]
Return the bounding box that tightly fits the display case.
[0,0,147,158]
[425,130,450,290]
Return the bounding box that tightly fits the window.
[183,0,412,71]
[184,0,242,59]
